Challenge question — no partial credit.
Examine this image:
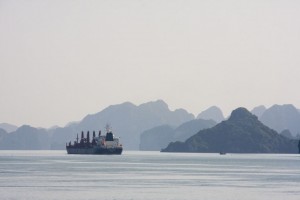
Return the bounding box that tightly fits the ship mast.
[105,123,112,133]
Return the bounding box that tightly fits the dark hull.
[66,146,123,155]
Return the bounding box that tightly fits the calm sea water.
[0,151,299,200]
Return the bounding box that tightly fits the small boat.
[219,152,226,155]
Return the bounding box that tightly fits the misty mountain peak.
[0,123,18,133]
[251,105,266,118]
[197,106,224,123]
[139,99,169,111]
[229,107,258,121]
[18,125,34,131]
[174,108,193,117]
[261,104,300,120]
[271,104,297,112]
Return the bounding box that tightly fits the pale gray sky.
[1,0,300,128]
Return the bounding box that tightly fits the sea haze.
[0,151,299,200]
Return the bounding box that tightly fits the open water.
[0,151,299,200]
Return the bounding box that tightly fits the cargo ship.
[66,125,123,155]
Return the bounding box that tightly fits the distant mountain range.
[0,125,50,150]
[71,100,194,150]
[162,108,298,153]
[0,100,194,150]
[140,119,216,151]
[0,101,300,151]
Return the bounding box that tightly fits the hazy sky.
[1,0,300,128]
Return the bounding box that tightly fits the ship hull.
[66,146,123,155]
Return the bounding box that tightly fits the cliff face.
[162,108,298,153]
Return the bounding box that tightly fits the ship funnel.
[93,131,95,138]
[87,131,90,143]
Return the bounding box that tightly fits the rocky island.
[162,108,298,153]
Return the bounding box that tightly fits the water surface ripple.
[0,151,299,200]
